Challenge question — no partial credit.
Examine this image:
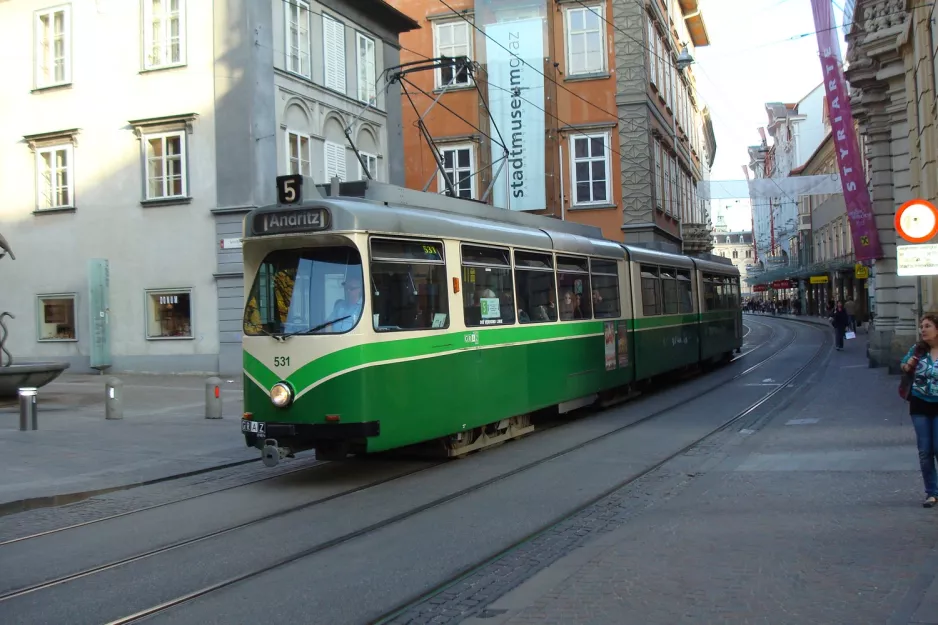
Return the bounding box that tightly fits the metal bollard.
[18,387,38,431]
[205,376,222,419]
[105,377,123,420]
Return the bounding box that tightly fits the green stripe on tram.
[244,319,611,393]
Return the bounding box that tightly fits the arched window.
[732,250,738,259]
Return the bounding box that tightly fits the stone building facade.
[0,0,416,375]
[845,0,936,370]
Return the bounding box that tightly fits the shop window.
[146,289,193,338]
[37,294,77,341]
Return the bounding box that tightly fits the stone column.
[846,1,919,371]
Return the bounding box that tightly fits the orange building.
[388,0,715,251]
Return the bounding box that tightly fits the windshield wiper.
[277,315,352,340]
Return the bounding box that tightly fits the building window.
[357,33,376,104]
[433,20,472,88]
[37,294,77,341]
[286,130,311,176]
[286,0,310,77]
[144,131,187,199]
[323,14,346,92]
[324,140,346,182]
[35,6,71,88]
[732,250,738,259]
[571,133,609,206]
[439,144,474,199]
[653,141,663,210]
[143,0,185,70]
[146,289,193,339]
[647,17,657,88]
[565,5,605,75]
[359,152,378,181]
[36,144,74,210]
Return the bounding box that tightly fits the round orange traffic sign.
[896,199,938,243]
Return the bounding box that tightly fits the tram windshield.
[243,246,364,336]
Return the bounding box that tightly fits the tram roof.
[246,179,626,259]
[621,244,696,269]
[690,255,742,276]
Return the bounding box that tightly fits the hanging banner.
[810,0,883,261]
[485,18,546,211]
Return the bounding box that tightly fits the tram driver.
[326,274,365,332]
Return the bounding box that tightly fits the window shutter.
[325,142,346,182]
[324,16,346,93]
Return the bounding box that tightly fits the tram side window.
[661,267,679,314]
[514,250,557,323]
[703,276,717,311]
[461,244,515,326]
[557,255,591,320]
[732,279,741,307]
[590,259,620,318]
[676,269,693,313]
[640,265,661,316]
[370,238,449,331]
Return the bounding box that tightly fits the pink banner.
[811,0,883,261]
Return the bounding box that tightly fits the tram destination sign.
[252,207,330,236]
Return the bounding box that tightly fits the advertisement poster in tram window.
[604,322,616,371]
[617,322,629,368]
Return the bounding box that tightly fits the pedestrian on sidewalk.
[830,301,849,350]
[845,297,857,332]
[900,313,938,507]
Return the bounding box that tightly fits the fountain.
[0,232,70,398]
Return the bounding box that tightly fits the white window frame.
[357,32,377,104]
[143,130,188,200]
[143,0,186,70]
[36,293,78,342]
[323,13,346,93]
[145,288,194,340]
[285,130,312,176]
[34,5,71,89]
[438,144,476,199]
[359,151,378,181]
[647,17,657,88]
[564,4,606,76]
[569,132,611,207]
[324,140,347,182]
[653,141,663,211]
[35,144,75,210]
[285,0,311,78]
[432,20,473,89]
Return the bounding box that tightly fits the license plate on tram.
[241,420,265,436]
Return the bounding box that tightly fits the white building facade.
[0,0,417,375]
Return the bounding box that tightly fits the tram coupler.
[261,438,292,467]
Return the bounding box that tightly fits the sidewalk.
[467,321,933,624]
[0,372,257,514]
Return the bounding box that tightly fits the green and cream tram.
[240,177,742,465]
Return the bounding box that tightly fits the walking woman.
[900,313,938,507]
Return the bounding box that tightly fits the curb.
[0,456,259,519]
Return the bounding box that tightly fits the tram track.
[84,319,816,625]
[0,318,788,624]
[0,317,774,548]
[371,316,830,624]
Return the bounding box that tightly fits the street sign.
[854,263,869,279]
[753,285,768,292]
[895,199,938,243]
[772,280,792,289]
[897,244,938,276]
[809,275,829,284]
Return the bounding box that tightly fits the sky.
[692,0,850,231]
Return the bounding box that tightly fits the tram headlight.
[270,382,294,408]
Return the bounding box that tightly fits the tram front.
[240,176,376,464]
